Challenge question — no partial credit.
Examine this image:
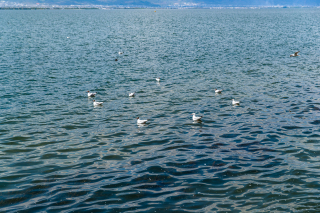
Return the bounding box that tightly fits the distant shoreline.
[0,6,319,10]
[0,7,100,10]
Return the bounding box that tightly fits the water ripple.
[1,8,320,212]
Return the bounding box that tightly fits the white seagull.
[93,100,103,107]
[290,51,300,57]
[87,91,96,97]
[215,89,222,93]
[129,92,135,97]
[136,117,148,124]
[118,51,123,55]
[232,99,240,105]
[156,77,160,82]
[192,113,202,122]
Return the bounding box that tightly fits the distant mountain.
[199,0,320,6]
[42,0,161,6]
[3,0,320,7]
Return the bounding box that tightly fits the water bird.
[118,51,123,55]
[136,117,148,124]
[87,91,96,97]
[290,51,300,57]
[156,78,160,82]
[129,92,135,97]
[115,59,118,61]
[232,99,240,105]
[192,113,202,121]
[93,100,103,107]
[215,89,222,93]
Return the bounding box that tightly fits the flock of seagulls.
[88,50,300,125]
[87,78,240,125]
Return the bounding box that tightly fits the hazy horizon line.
[0,5,319,9]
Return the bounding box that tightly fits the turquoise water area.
[1,8,320,212]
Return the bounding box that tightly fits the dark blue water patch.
[282,126,305,130]
[219,134,241,138]
[80,153,100,160]
[10,161,43,168]
[40,153,69,160]
[309,120,320,125]
[0,184,51,208]
[208,143,228,149]
[102,155,126,160]
[293,151,311,161]
[305,138,320,143]
[236,141,261,147]
[249,130,264,135]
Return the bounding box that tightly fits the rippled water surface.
[1,8,320,212]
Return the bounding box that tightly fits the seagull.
[156,77,160,82]
[215,89,222,93]
[136,117,148,124]
[129,92,135,97]
[192,113,202,121]
[290,51,300,57]
[87,91,96,97]
[118,51,123,55]
[93,100,103,107]
[232,99,240,105]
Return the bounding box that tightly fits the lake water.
[1,8,320,212]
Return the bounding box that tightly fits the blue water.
[1,8,320,212]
